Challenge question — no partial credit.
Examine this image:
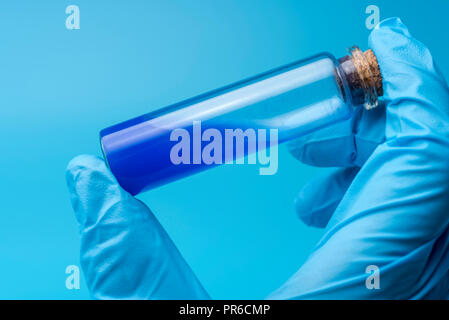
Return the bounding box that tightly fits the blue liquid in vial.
[100,53,353,195]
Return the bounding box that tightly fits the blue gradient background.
[0,1,448,299]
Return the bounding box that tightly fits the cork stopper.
[361,49,383,96]
[338,46,383,110]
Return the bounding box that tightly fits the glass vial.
[100,46,383,195]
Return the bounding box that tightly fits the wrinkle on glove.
[270,18,449,299]
[66,155,210,300]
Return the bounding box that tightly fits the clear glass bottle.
[100,46,383,195]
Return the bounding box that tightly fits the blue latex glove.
[66,154,210,299]
[66,18,449,299]
[271,17,449,299]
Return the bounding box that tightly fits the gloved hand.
[271,17,449,299]
[66,155,210,299]
[66,17,449,300]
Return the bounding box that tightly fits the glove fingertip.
[368,17,412,57]
[66,154,116,188]
[372,17,411,36]
[294,178,331,228]
[368,17,437,76]
[65,154,126,228]
[294,168,359,228]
